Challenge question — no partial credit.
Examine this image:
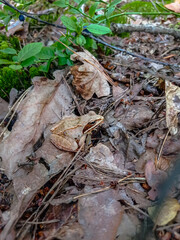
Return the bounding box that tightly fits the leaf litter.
[0,14,180,240]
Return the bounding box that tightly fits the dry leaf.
[85,143,125,174]
[116,213,140,240]
[0,97,8,120]
[0,70,72,179]
[165,0,180,13]
[6,20,24,37]
[78,186,123,240]
[52,222,84,240]
[145,161,167,200]
[175,72,180,78]
[148,198,180,226]
[112,85,125,101]
[0,71,74,239]
[70,50,111,100]
[165,80,180,135]
[115,102,154,130]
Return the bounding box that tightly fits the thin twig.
[157,223,180,231]
[124,201,150,218]
[73,174,134,200]
[27,219,60,224]
[82,32,180,70]
[0,88,31,138]
[156,128,170,167]
[0,0,66,29]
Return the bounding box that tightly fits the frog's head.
[83,111,104,134]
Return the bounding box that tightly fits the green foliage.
[0,67,31,99]
[0,0,179,100]
[17,42,43,62]
[0,34,43,99]
[0,34,20,60]
[29,66,41,78]
[121,1,165,14]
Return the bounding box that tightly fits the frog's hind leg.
[50,134,78,152]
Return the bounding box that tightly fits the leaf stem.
[98,11,180,24]
[67,3,98,23]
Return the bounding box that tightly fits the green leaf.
[0,48,17,55]
[61,16,77,31]
[106,7,115,18]
[53,0,68,8]
[0,11,7,18]
[4,5,16,13]
[9,65,22,70]
[78,0,89,8]
[21,56,36,67]
[73,0,81,3]
[39,59,52,72]
[75,35,86,46]
[0,59,14,65]
[84,37,97,50]
[3,16,11,25]
[66,48,73,55]
[89,3,99,17]
[67,59,73,66]
[55,50,67,57]
[109,0,122,8]
[86,24,112,35]
[36,47,54,59]
[12,56,18,62]
[17,42,43,62]
[68,8,80,14]
[58,57,67,66]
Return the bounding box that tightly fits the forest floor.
[0,4,180,240]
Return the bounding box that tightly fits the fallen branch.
[0,0,66,29]
[82,31,180,70]
[111,23,180,39]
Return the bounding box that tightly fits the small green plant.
[0,34,42,99]
[0,66,30,99]
[0,0,179,99]
[0,36,75,71]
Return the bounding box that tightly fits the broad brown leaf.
[70,50,111,100]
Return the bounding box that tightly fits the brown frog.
[50,111,104,152]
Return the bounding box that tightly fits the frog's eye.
[90,121,96,125]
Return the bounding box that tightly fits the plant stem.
[67,3,98,23]
[98,11,180,24]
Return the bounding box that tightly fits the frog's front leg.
[79,134,87,149]
[50,134,78,152]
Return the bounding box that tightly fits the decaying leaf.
[0,70,72,178]
[85,143,127,175]
[115,102,154,130]
[78,186,123,240]
[0,70,74,239]
[6,20,24,37]
[52,222,84,240]
[86,143,118,169]
[165,80,180,135]
[116,213,140,240]
[165,0,180,13]
[145,161,167,200]
[70,50,111,100]
[0,97,8,120]
[148,198,180,226]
